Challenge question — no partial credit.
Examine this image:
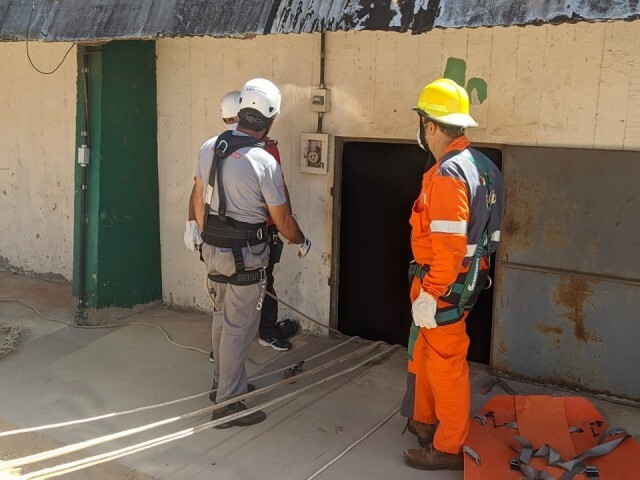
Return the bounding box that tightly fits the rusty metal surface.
[494,145,640,401]
[1,0,640,42]
[492,265,640,400]
[500,147,640,281]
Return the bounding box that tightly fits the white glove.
[298,237,312,258]
[412,290,438,329]
[184,220,203,251]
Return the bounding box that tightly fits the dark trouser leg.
[259,248,280,340]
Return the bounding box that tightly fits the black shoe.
[277,319,300,339]
[212,401,266,428]
[258,337,292,351]
[209,382,255,402]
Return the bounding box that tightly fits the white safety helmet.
[238,78,281,118]
[220,91,240,119]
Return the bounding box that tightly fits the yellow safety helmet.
[413,78,478,128]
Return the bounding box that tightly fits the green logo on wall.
[443,58,488,105]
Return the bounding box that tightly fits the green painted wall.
[73,41,161,309]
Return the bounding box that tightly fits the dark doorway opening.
[336,142,502,364]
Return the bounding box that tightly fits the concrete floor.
[0,271,638,480]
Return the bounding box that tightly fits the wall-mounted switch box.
[300,133,330,175]
[311,88,331,113]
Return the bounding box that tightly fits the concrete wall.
[156,21,640,330]
[156,35,326,328]
[0,42,76,281]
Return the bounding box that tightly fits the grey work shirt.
[194,131,286,224]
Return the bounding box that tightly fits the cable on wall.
[25,0,75,75]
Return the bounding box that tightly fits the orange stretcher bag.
[464,395,640,479]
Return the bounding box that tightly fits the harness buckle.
[215,139,229,157]
[257,227,264,240]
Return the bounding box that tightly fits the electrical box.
[78,145,90,166]
[311,88,331,113]
[300,133,330,175]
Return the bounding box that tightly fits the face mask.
[416,119,429,152]
[226,123,238,131]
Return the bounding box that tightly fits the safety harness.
[202,130,268,286]
[409,148,498,325]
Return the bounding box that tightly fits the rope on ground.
[264,291,344,337]
[0,299,209,355]
[305,406,401,480]
[205,276,345,338]
[18,345,398,480]
[0,334,360,438]
[0,341,387,470]
[0,287,364,438]
[0,322,21,359]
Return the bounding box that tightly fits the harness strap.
[231,240,246,273]
[450,149,495,310]
[203,131,260,227]
[206,226,266,241]
[208,268,266,287]
[558,427,629,472]
[509,428,629,480]
[463,446,481,466]
[203,215,267,247]
[473,414,583,435]
[202,131,267,274]
[216,148,229,221]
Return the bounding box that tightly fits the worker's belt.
[408,261,489,326]
[202,215,267,248]
[202,215,267,274]
[208,268,266,286]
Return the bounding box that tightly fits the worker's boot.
[211,401,266,428]
[404,442,464,470]
[404,419,436,447]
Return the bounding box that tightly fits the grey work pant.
[201,242,269,403]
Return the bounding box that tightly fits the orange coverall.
[407,136,478,454]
